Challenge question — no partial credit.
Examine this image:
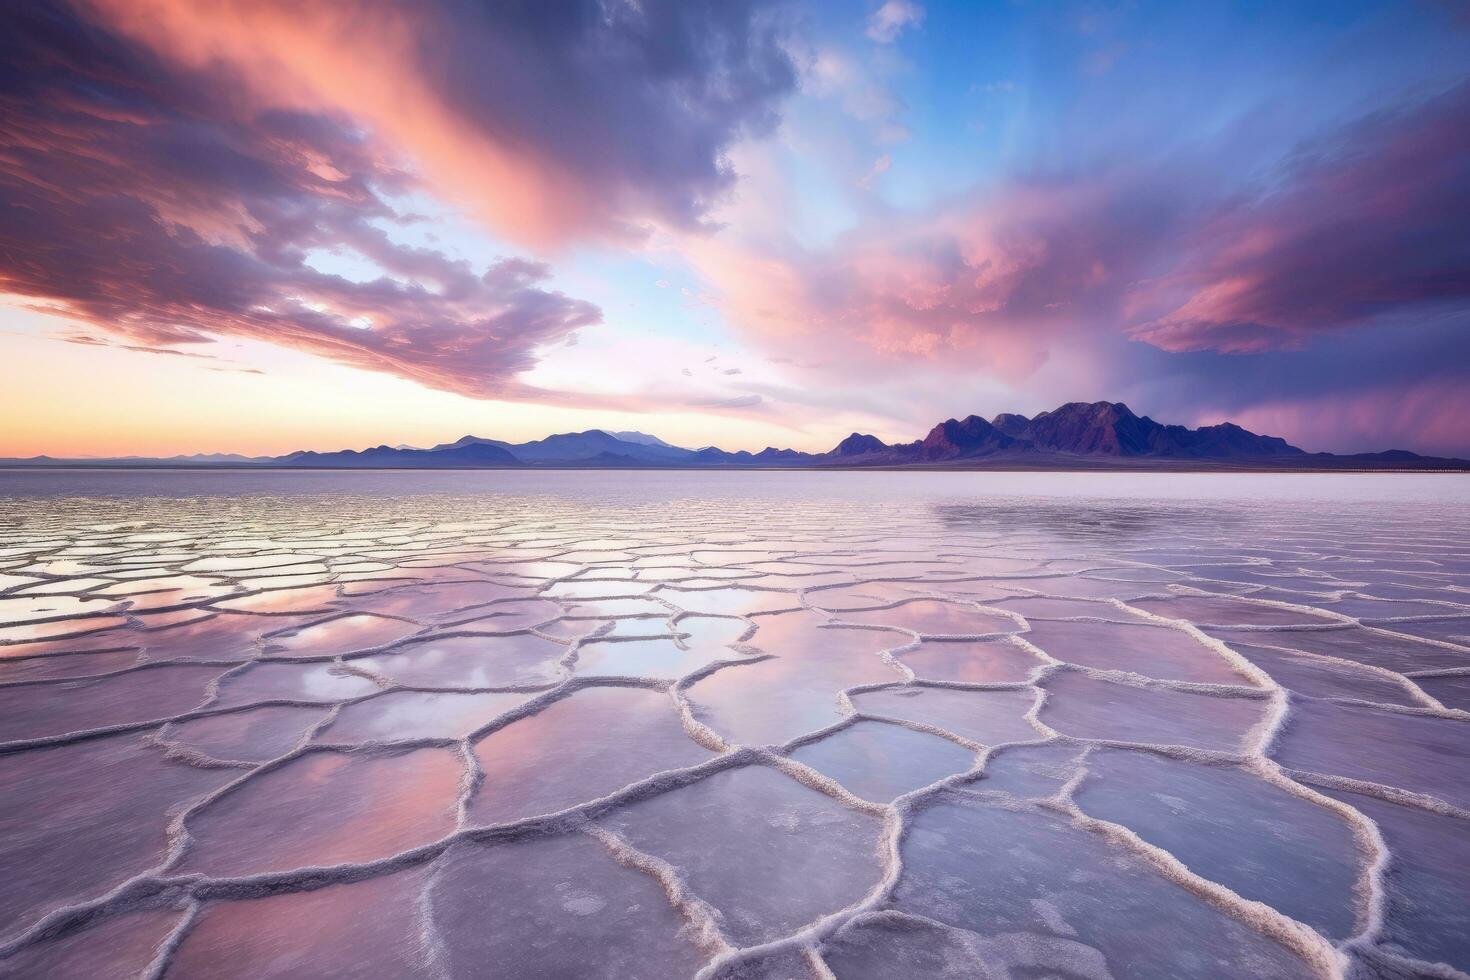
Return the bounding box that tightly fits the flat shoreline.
[1,463,1466,474]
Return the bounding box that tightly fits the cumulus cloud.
[4,1,1466,456]
[689,176,1158,381]
[865,1,925,44]
[803,47,911,145]
[0,0,798,407]
[81,0,798,247]
[0,4,600,399]
[689,80,1470,450]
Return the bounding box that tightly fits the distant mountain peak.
[10,398,1456,471]
[508,429,696,463]
[1018,401,1302,458]
[831,432,887,456]
[990,412,1032,437]
[607,430,678,449]
[431,435,512,452]
[919,416,1017,460]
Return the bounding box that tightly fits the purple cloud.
[1129,82,1470,353]
[692,77,1470,450]
[85,0,797,245]
[0,4,603,399]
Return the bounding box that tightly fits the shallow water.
[0,469,1467,978]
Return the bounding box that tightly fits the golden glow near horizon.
[4,2,1467,460]
[0,304,853,458]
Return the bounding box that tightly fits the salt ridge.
[0,494,1466,977]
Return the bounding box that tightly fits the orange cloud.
[82,0,795,249]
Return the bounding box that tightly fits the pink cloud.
[1213,378,1470,458]
[692,80,1470,435]
[82,0,796,248]
[0,6,606,400]
[688,179,1145,383]
[866,1,926,44]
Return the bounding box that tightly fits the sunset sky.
[2,0,1468,458]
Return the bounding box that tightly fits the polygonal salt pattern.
[0,483,1466,979]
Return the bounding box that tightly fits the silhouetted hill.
[506,429,695,463]
[280,442,522,468]
[915,416,1019,460]
[832,433,887,457]
[991,402,1304,458]
[4,402,1463,470]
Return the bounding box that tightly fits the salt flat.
[0,470,1467,978]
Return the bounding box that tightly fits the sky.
[2,0,1468,458]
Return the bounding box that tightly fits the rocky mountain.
[816,402,1450,468]
[832,433,888,457]
[915,416,1019,460]
[990,413,1033,439]
[995,402,1304,458]
[4,403,1462,470]
[827,415,1020,464]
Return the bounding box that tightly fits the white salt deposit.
[0,469,1466,978]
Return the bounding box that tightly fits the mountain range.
[4,402,1465,470]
